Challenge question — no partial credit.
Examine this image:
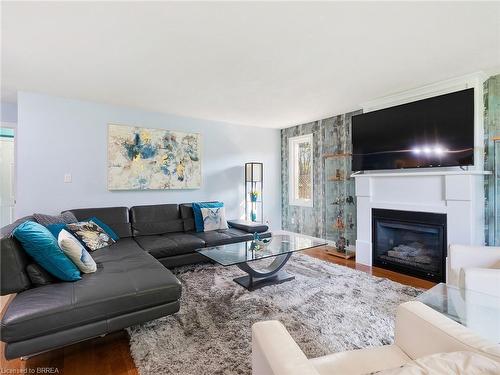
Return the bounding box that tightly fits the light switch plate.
[64,173,72,183]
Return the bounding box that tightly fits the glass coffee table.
[196,233,326,291]
[416,283,500,343]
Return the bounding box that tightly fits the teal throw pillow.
[13,221,81,281]
[46,223,67,239]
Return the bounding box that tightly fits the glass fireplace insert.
[372,209,447,282]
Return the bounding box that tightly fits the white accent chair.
[252,301,500,375]
[446,244,500,297]
[445,244,500,341]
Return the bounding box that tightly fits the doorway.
[0,126,15,226]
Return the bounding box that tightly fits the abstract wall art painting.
[108,124,201,190]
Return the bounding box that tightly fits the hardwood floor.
[304,246,436,290]
[1,246,434,375]
[0,332,137,375]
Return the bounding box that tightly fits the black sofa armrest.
[227,220,268,233]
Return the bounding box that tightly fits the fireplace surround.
[372,209,446,282]
[353,170,488,282]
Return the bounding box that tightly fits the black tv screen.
[352,88,474,171]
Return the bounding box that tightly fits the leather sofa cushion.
[65,207,132,238]
[179,203,195,232]
[0,236,31,295]
[227,220,269,233]
[26,263,56,287]
[135,233,205,258]
[193,228,257,247]
[0,238,181,343]
[183,218,195,232]
[130,204,183,235]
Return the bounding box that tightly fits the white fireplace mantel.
[353,170,489,266]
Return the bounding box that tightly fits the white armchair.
[446,244,500,297]
[252,301,500,375]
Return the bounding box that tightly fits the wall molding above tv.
[351,170,491,178]
[360,71,487,112]
[359,71,488,171]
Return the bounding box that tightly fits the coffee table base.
[233,252,294,291]
[234,271,295,291]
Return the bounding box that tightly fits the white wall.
[16,92,282,229]
[1,101,18,124]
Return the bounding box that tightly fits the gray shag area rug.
[128,253,422,375]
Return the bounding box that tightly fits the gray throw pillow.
[0,215,35,237]
[33,212,77,227]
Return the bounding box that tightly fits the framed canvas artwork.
[108,124,201,190]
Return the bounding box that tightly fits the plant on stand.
[249,191,259,222]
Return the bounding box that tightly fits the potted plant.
[249,191,260,202]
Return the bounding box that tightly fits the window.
[289,134,313,207]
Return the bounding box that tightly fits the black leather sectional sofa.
[0,203,269,359]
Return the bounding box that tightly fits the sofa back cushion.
[130,204,183,236]
[179,203,195,232]
[64,207,132,238]
[0,235,32,295]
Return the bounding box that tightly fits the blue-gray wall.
[281,110,361,239]
[16,92,282,229]
[484,74,500,245]
[281,121,324,237]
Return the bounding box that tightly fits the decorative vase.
[251,232,272,250]
[251,210,257,222]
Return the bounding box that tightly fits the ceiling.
[2,1,500,129]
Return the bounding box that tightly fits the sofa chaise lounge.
[0,203,269,359]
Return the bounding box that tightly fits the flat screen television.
[352,88,475,171]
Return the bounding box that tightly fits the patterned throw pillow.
[192,202,224,232]
[201,207,228,231]
[84,217,120,241]
[66,221,115,251]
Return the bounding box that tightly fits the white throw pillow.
[58,229,97,273]
[201,207,228,231]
